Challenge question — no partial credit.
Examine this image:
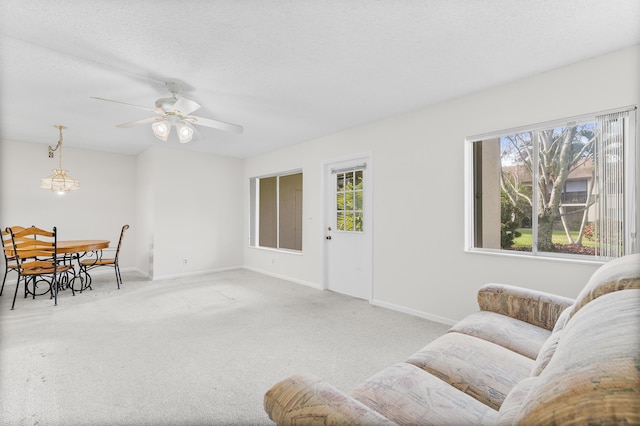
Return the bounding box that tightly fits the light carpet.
[0,269,449,425]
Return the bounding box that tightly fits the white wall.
[150,147,244,279]
[243,45,640,322]
[135,147,155,276]
[0,139,137,268]
[243,142,330,288]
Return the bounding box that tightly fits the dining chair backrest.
[8,226,58,266]
[1,226,27,296]
[78,224,130,290]
[114,224,129,260]
[6,225,72,309]
[2,225,27,259]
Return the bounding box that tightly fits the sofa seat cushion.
[405,332,533,410]
[351,363,498,425]
[449,311,550,360]
[264,374,397,425]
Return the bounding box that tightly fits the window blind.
[594,110,627,258]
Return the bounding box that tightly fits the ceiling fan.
[91,82,243,143]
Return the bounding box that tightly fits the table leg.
[74,251,97,292]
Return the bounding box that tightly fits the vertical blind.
[594,110,627,258]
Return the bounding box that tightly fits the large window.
[250,171,302,251]
[466,107,636,260]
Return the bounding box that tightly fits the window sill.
[248,245,303,256]
[465,247,608,266]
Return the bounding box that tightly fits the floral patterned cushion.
[571,253,640,317]
[551,306,572,333]
[497,376,537,425]
[352,363,498,425]
[530,330,563,377]
[476,283,573,330]
[449,311,550,360]
[507,289,640,425]
[405,332,533,410]
[264,374,397,425]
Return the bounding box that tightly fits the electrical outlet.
[183,259,188,265]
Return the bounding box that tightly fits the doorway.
[324,155,372,300]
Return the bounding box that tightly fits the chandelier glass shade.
[40,169,80,194]
[40,125,80,194]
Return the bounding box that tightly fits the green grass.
[513,229,596,248]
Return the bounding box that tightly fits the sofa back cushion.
[530,255,639,378]
[570,253,640,318]
[498,288,640,425]
[528,306,572,376]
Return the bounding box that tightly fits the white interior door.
[324,156,372,300]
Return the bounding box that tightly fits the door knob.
[326,236,332,240]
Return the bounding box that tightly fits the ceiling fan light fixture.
[177,122,194,143]
[152,120,171,141]
[93,81,244,142]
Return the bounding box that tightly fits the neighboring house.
[503,159,594,228]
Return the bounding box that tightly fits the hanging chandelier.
[40,125,80,194]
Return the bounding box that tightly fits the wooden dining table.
[3,239,110,255]
[57,240,110,254]
[56,240,110,291]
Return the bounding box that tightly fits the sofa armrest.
[477,283,574,331]
[264,374,396,425]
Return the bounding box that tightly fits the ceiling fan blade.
[172,96,201,116]
[116,116,163,128]
[90,96,160,114]
[187,115,244,134]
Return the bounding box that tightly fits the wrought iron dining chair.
[79,224,129,289]
[1,226,26,296]
[6,226,74,310]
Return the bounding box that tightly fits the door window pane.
[335,169,364,233]
[337,212,345,231]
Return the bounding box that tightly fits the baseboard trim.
[121,267,151,280]
[114,265,320,287]
[151,266,242,281]
[242,266,323,290]
[371,299,457,326]
[89,266,149,279]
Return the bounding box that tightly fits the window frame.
[464,106,637,263]
[249,169,303,253]
[334,168,365,233]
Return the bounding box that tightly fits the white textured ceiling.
[1,0,639,158]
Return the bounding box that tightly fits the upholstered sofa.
[264,253,640,425]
